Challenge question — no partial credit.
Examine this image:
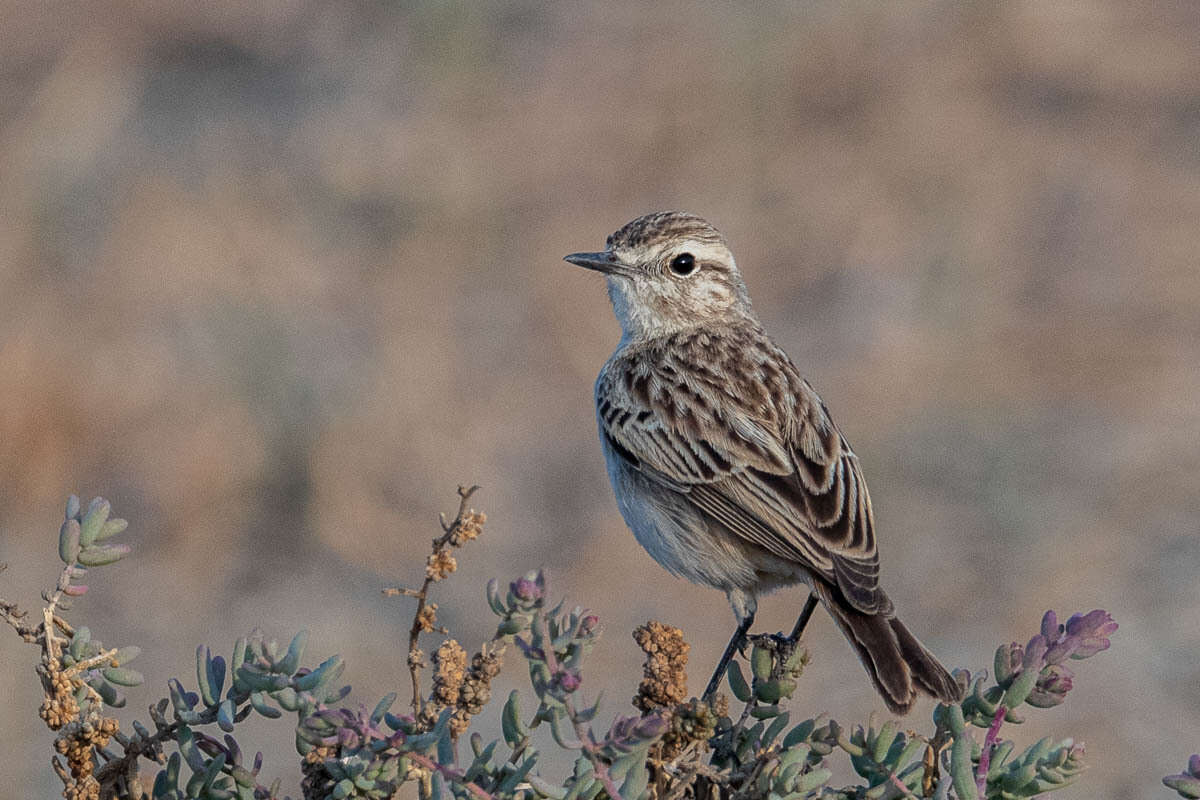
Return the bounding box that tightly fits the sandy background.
[1,2,1198,797]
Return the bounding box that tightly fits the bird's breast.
[595,424,760,591]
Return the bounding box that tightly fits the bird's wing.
[597,346,888,614]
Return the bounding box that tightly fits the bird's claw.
[747,631,792,649]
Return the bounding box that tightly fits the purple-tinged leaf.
[1040,610,1060,640]
[1022,635,1048,672]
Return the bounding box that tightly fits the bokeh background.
[2,2,1198,797]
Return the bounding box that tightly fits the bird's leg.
[703,612,755,703]
[786,593,819,643]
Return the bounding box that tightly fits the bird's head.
[564,211,753,342]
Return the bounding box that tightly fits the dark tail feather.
[815,584,961,715]
[890,614,962,704]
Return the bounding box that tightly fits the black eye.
[669,253,696,276]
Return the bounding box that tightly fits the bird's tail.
[814,583,961,715]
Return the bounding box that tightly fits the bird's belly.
[601,441,760,591]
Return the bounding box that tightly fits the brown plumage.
[566,212,961,714]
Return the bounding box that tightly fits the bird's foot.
[748,631,794,649]
[746,632,807,679]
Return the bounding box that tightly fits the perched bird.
[564,211,961,714]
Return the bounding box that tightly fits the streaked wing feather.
[597,332,888,613]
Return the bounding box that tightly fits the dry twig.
[382,484,482,716]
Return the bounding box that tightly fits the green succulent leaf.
[58,519,81,564]
[951,733,978,799]
[502,690,528,747]
[764,712,791,746]
[728,661,752,703]
[872,720,898,763]
[217,698,236,732]
[112,645,141,666]
[95,517,128,542]
[751,644,773,682]
[274,686,300,712]
[276,630,308,674]
[103,667,144,687]
[77,543,130,566]
[249,691,281,719]
[795,767,832,794]
[79,499,111,547]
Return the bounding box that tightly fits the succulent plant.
[3,489,1190,800]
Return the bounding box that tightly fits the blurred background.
[1,1,1198,796]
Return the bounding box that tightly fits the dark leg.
[787,593,819,643]
[702,612,755,702]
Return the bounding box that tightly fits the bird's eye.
[669,253,697,276]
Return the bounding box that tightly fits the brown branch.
[1,558,77,647]
[38,559,81,673]
[654,745,730,800]
[95,718,182,799]
[1,597,40,642]
[382,587,424,598]
[51,755,73,786]
[64,647,119,678]
[393,485,481,715]
[3,553,127,800]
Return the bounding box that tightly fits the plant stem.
[535,616,624,800]
[405,485,480,715]
[976,704,1007,797]
[406,750,495,800]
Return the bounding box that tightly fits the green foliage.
[3,492,1191,800]
[65,626,144,709]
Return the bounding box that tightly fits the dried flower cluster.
[393,486,494,726]
[421,638,467,730]
[0,498,147,800]
[423,502,484,583]
[300,744,337,800]
[54,711,119,800]
[415,603,439,633]
[633,621,690,712]
[631,623,726,760]
[661,697,723,759]
[419,634,504,737]
[40,668,81,729]
[448,510,486,546]
[425,548,457,581]
[452,647,503,736]
[396,486,508,744]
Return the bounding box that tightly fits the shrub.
[1,487,1190,800]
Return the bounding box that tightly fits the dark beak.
[563,251,631,277]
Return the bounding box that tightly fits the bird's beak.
[563,251,632,277]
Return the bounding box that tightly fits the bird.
[563,211,961,714]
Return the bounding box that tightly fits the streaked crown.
[606,211,729,252]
